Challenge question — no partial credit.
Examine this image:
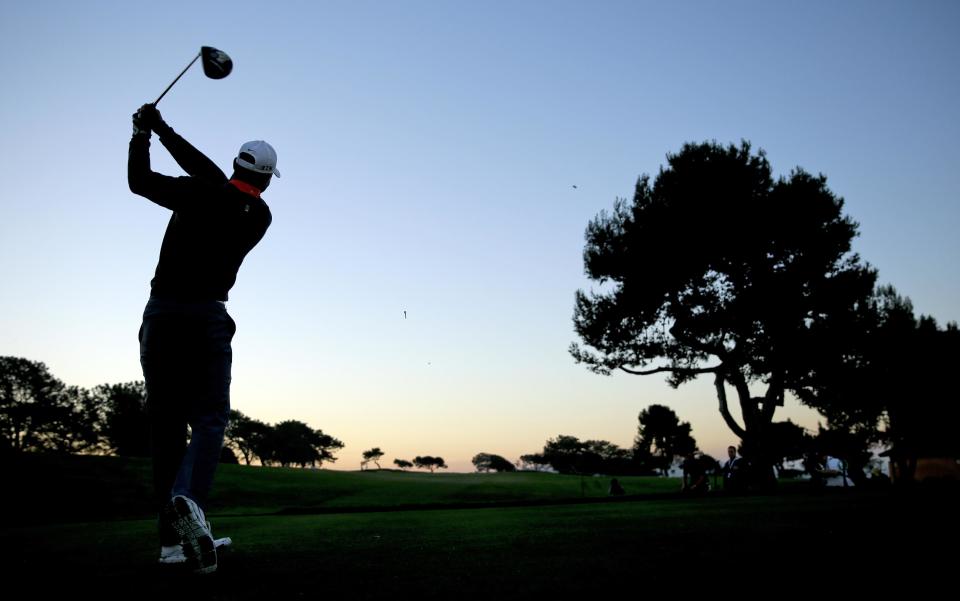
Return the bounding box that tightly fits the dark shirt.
[128,128,272,302]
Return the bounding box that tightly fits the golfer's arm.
[128,134,156,196]
[128,135,189,211]
[156,127,227,184]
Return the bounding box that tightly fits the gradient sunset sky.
[2,1,958,471]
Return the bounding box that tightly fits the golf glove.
[131,106,151,138]
[132,104,173,137]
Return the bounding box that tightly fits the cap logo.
[236,140,280,178]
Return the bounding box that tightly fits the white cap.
[236,140,280,178]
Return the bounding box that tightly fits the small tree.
[413,455,448,473]
[393,458,413,470]
[518,453,552,472]
[634,405,698,476]
[361,447,385,470]
[472,452,516,473]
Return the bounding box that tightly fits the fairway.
[3,465,955,599]
[6,454,683,521]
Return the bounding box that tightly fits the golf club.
[154,46,232,105]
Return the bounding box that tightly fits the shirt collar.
[228,179,261,198]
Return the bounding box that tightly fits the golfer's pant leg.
[140,300,188,545]
[171,304,234,511]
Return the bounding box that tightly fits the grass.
[4,453,957,598]
[6,453,683,521]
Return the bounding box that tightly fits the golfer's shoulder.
[226,185,271,226]
[185,174,225,192]
[258,198,273,227]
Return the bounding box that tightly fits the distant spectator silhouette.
[681,453,709,495]
[722,445,745,492]
[609,478,626,496]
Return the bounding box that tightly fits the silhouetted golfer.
[129,104,276,573]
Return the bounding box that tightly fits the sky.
[1,1,958,472]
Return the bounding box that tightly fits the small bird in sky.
[572,185,578,189]
[403,310,407,319]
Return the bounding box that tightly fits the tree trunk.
[716,370,779,489]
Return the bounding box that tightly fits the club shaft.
[154,51,201,105]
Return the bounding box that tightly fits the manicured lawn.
[4,454,955,599]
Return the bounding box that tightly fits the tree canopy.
[571,141,876,474]
[0,356,347,469]
[0,357,100,455]
[225,409,273,465]
[94,382,149,457]
[362,447,385,470]
[472,452,516,473]
[634,404,697,475]
[413,456,448,472]
[798,285,960,480]
[527,435,633,475]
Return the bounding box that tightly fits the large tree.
[534,435,632,475]
[571,141,876,479]
[225,410,273,465]
[634,404,697,476]
[540,435,589,474]
[0,357,100,455]
[798,286,960,481]
[93,381,149,457]
[266,420,344,468]
[311,429,346,468]
[34,385,104,454]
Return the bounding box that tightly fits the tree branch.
[668,323,729,362]
[619,365,720,376]
[727,370,758,432]
[715,373,747,439]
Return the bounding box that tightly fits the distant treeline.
[0,359,471,472]
[0,358,345,467]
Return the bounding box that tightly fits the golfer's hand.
[131,105,152,137]
[139,103,173,137]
